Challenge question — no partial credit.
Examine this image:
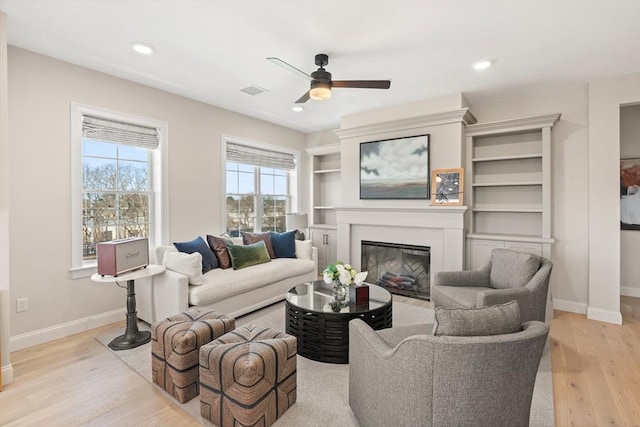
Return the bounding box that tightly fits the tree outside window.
[82,139,151,259]
[226,162,289,236]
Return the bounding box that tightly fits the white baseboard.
[587,307,623,325]
[553,298,587,314]
[2,363,13,387]
[621,286,640,298]
[10,308,125,352]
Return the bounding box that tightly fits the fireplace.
[361,240,431,300]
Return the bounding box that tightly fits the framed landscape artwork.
[621,158,640,230]
[360,134,430,199]
[430,168,464,206]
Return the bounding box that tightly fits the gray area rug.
[96,301,554,426]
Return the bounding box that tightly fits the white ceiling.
[1,0,639,133]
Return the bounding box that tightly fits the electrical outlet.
[16,297,28,312]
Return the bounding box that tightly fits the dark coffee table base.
[285,300,392,364]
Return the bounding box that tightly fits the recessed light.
[292,106,304,112]
[472,59,493,71]
[131,42,154,55]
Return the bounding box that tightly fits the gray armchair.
[348,313,549,427]
[431,249,552,323]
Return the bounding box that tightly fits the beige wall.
[7,47,306,345]
[620,104,640,297]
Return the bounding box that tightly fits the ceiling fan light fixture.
[309,82,332,100]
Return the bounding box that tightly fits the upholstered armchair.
[431,249,552,323]
[348,302,550,427]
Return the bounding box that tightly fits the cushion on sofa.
[294,239,313,260]
[489,249,541,289]
[241,232,276,259]
[189,257,316,306]
[431,301,521,337]
[154,245,177,265]
[163,251,207,286]
[270,230,297,258]
[174,236,218,273]
[227,240,272,270]
[207,235,232,269]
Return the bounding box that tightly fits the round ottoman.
[151,307,235,403]
[199,324,297,427]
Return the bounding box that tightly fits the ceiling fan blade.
[295,91,310,104]
[267,57,313,81]
[332,80,391,89]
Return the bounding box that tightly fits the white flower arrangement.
[323,261,368,286]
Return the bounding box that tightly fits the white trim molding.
[335,108,477,140]
[587,307,623,325]
[553,298,588,315]
[10,308,125,352]
[465,113,561,136]
[1,363,12,388]
[621,286,640,298]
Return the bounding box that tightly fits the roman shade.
[226,142,295,170]
[82,115,160,149]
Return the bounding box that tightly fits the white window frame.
[70,103,169,278]
[221,135,300,233]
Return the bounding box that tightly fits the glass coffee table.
[285,280,392,364]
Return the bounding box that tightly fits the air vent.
[240,85,269,96]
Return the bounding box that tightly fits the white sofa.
[135,243,318,323]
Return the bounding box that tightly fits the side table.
[91,264,165,350]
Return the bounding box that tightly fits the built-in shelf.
[308,144,341,240]
[309,224,337,230]
[465,113,560,272]
[472,207,543,213]
[472,154,543,162]
[467,232,555,244]
[472,181,543,187]
[314,168,341,174]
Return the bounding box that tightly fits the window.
[82,139,150,259]
[71,104,168,277]
[224,141,298,237]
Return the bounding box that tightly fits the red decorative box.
[349,284,370,305]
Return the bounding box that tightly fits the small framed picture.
[431,168,464,206]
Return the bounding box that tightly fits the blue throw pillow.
[270,230,297,258]
[174,236,218,273]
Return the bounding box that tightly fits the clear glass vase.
[332,282,348,303]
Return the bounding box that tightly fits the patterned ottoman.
[151,307,235,403]
[199,324,297,427]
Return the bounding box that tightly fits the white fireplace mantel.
[335,206,468,286]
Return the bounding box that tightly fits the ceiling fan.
[267,53,391,104]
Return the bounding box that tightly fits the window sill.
[70,263,97,279]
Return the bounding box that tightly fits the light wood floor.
[1,296,639,426]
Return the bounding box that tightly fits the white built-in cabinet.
[465,114,560,269]
[310,227,338,274]
[307,145,341,273]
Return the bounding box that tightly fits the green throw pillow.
[431,301,522,336]
[227,240,272,270]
